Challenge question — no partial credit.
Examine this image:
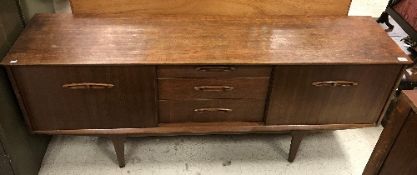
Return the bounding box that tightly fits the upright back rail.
[69,0,352,16]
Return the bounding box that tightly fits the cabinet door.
[11,66,157,130]
[266,65,401,125]
[379,112,417,175]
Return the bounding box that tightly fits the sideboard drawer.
[10,66,157,130]
[267,65,403,125]
[158,66,272,78]
[159,99,265,122]
[158,78,269,100]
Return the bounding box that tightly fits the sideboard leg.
[110,136,126,168]
[288,131,305,162]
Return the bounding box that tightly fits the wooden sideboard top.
[1,14,410,65]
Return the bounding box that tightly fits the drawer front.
[159,99,265,122]
[159,78,269,100]
[158,66,272,78]
[266,65,402,125]
[11,66,157,130]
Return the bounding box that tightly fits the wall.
[0,0,50,174]
[18,0,70,23]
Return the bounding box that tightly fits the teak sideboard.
[1,14,410,167]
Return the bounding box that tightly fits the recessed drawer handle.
[194,86,234,92]
[62,83,115,89]
[195,66,236,72]
[194,108,233,113]
[312,81,358,87]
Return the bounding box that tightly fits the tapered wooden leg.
[288,131,305,162]
[110,136,126,168]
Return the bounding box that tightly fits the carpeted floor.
[39,127,383,175]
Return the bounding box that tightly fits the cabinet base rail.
[34,123,374,136]
[34,122,373,167]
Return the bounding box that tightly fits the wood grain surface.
[401,90,417,112]
[378,112,417,175]
[1,14,410,65]
[10,66,158,130]
[266,65,402,125]
[33,122,374,136]
[363,92,417,175]
[158,66,271,78]
[158,78,270,100]
[159,99,265,122]
[69,0,352,16]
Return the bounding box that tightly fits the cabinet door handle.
[312,81,358,87]
[195,66,236,72]
[194,86,234,92]
[194,108,233,113]
[62,83,115,89]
